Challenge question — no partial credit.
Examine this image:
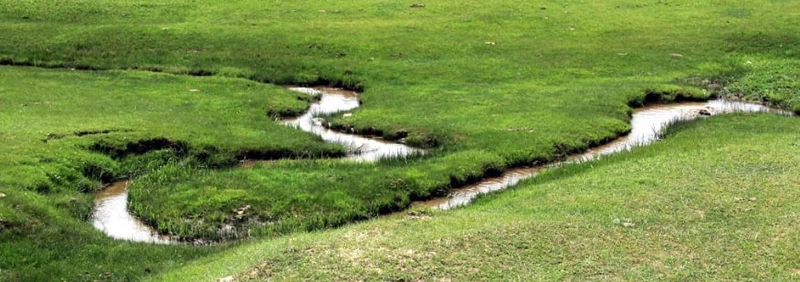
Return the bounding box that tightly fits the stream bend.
[89,87,789,243]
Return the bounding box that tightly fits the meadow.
[156,113,800,281]
[0,0,798,281]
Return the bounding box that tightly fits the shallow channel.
[89,87,787,243]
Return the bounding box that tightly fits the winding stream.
[90,87,787,243]
[282,87,424,162]
[417,100,786,209]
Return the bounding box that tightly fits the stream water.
[90,181,171,244]
[416,100,785,209]
[90,87,786,243]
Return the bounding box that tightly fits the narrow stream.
[89,87,787,243]
[416,100,785,209]
[282,87,424,162]
[90,181,171,244]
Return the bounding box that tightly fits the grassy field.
[0,66,346,281]
[153,114,800,281]
[0,0,798,281]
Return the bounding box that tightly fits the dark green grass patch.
[128,151,506,240]
[727,57,800,113]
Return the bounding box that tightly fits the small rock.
[0,193,6,199]
[235,205,251,215]
[695,210,706,218]
[410,3,425,8]
[698,109,712,116]
[622,222,636,228]
[670,53,683,57]
[734,197,744,201]
[749,197,757,202]
[219,276,235,282]
[248,269,260,278]
[485,41,497,46]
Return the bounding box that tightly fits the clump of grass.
[126,150,505,241]
[726,57,800,111]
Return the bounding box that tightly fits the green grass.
[2,0,798,153]
[0,185,220,281]
[0,67,343,281]
[153,114,800,281]
[0,66,345,193]
[128,151,508,240]
[0,0,799,281]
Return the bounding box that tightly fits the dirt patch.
[89,137,189,159]
[42,128,133,143]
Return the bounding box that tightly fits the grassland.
[0,0,798,281]
[0,66,346,281]
[154,114,800,281]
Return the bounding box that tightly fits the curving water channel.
[90,87,788,243]
[282,87,424,162]
[417,100,788,209]
[90,181,171,244]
